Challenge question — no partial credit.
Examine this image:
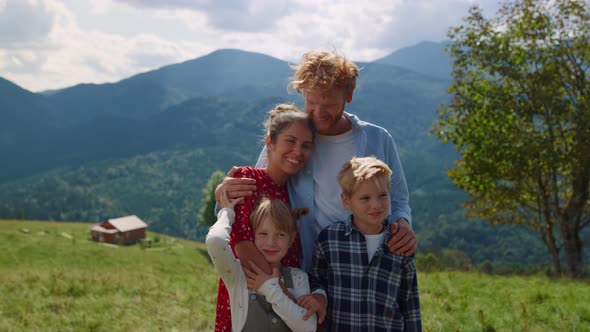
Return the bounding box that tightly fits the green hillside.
[0,220,219,331]
[1,220,589,331]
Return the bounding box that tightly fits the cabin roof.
[107,215,148,232]
[90,225,119,234]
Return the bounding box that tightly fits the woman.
[214,103,314,331]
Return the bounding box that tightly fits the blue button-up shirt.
[309,215,421,332]
[257,112,412,272]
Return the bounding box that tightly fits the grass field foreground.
[1,220,589,331]
[420,271,590,331]
[0,220,218,331]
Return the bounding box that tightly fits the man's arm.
[383,133,418,256]
[383,132,411,224]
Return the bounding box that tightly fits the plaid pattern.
[310,216,422,332]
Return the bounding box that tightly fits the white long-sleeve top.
[206,208,317,332]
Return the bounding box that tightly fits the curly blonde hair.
[289,50,359,94]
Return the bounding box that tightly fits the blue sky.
[0,0,502,92]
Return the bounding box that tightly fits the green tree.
[434,0,590,277]
[197,170,225,227]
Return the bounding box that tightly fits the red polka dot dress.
[214,166,301,331]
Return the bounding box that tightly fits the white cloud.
[0,0,503,92]
[127,34,186,70]
[370,0,501,51]
[115,0,290,32]
[0,0,55,47]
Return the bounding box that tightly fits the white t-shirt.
[364,232,386,261]
[312,130,354,234]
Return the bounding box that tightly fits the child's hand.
[245,261,280,291]
[297,293,327,324]
[219,189,244,209]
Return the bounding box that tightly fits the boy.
[307,156,421,331]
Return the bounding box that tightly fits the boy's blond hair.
[289,50,359,94]
[250,197,308,235]
[337,156,392,197]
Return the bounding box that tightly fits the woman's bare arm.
[236,241,296,302]
[235,240,272,275]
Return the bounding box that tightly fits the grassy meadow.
[0,220,219,331]
[1,219,589,331]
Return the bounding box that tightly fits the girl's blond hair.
[250,197,308,235]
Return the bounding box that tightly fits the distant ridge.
[0,45,450,186]
[0,76,60,138]
[374,41,452,80]
[44,49,293,123]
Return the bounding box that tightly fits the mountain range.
[1,41,575,268]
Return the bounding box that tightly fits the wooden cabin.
[90,215,147,245]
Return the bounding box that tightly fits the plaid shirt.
[309,216,422,332]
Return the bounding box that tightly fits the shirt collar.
[344,112,366,156]
[343,215,391,237]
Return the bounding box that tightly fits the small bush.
[478,260,494,274]
[417,253,443,272]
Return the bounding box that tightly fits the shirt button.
[272,318,278,324]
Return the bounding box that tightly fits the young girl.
[206,195,317,332]
[214,104,314,331]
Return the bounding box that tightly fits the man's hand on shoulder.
[214,166,257,202]
[387,218,417,256]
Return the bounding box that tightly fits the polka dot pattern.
[215,166,301,331]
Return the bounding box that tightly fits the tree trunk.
[561,219,583,278]
[540,223,561,276]
[539,177,562,276]
[561,161,590,278]
[548,240,562,276]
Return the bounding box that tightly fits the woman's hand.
[245,261,280,291]
[214,166,257,202]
